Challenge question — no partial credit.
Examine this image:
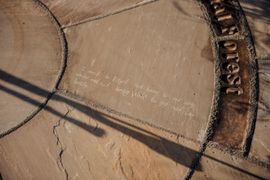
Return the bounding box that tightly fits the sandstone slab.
[193,146,270,179]
[240,0,270,59]
[0,93,200,179]
[249,60,270,163]
[0,0,64,137]
[60,0,214,142]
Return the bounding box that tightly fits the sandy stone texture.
[249,60,270,164]
[60,0,214,142]
[40,0,154,26]
[193,146,270,179]
[0,0,63,136]
[240,0,270,59]
[0,93,200,179]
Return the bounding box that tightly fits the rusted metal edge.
[185,0,258,178]
[198,0,258,155]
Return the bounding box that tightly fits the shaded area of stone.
[60,0,214,142]
[0,0,63,136]
[0,92,200,179]
[0,70,268,178]
[240,0,270,59]
[193,146,270,179]
[40,0,153,27]
[250,60,270,164]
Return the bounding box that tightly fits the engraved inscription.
[216,38,252,149]
[202,0,254,151]
[220,40,243,95]
[73,66,196,120]
[206,0,241,36]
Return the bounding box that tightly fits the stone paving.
[60,0,214,143]
[0,0,269,179]
[0,0,65,137]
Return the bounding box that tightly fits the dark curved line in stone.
[0,0,68,138]
[185,0,259,179]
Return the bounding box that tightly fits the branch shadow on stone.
[0,69,200,170]
[0,69,267,178]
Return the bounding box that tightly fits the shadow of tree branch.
[0,69,266,178]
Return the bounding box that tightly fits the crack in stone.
[61,0,159,29]
[86,160,94,178]
[52,110,70,180]
[117,149,128,179]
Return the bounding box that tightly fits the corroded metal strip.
[186,0,258,176]
[199,0,258,152]
[201,0,243,37]
[213,39,252,150]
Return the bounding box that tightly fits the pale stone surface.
[249,60,270,163]
[1,0,270,179]
[0,98,67,180]
[40,0,154,26]
[240,0,270,59]
[0,93,200,179]
[0,0,63,136]
[60,0,214,142]
[193,146,270,179]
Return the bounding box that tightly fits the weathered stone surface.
[40,0,154,27]
[0,93,200,179]
[0,0,63,136]
[1,0,270,179]
[240,0,270,59]
[249,60,270,163]
[193,146,270,179]
[0,98,68,180]
[60,0,214,142]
